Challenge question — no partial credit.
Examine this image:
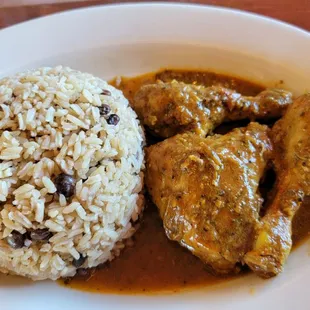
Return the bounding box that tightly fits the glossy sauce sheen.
[66,204,237,294]
[64,69,310,294]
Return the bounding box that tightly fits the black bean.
[30,228,53,241]
[63,277,72,285]
[54,173,76,198]
[99,104,111,116]
[72,254,87,268]
[75,268,91,278]
[7,231,25,249]
[106,114,120,125]
[101,89,111,96]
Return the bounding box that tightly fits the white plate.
[0,3,310,310]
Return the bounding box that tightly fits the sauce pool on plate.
[64,203,239,294]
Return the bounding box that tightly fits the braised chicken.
[244,94,310,278]
[134,80,292,138]
[146,123,273,274]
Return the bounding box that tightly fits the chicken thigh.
[134,80,292,138]
[146,123,273,274]
[244,94,310,278]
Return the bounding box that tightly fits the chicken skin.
[244,94,310,278]
[146,123,273,274]
[134,80,292,138]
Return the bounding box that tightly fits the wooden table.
[1,0,310,31]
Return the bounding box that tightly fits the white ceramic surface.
[0,3,310,310]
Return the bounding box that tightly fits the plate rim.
[0,3,310,309]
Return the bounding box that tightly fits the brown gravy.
[63,69,310,295]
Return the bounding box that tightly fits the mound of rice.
[0,66,145,280]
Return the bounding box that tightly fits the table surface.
[1,0,310,31]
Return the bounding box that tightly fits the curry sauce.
[63,69,310,295]
[113,69,265,103]
[65,203,240,294]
